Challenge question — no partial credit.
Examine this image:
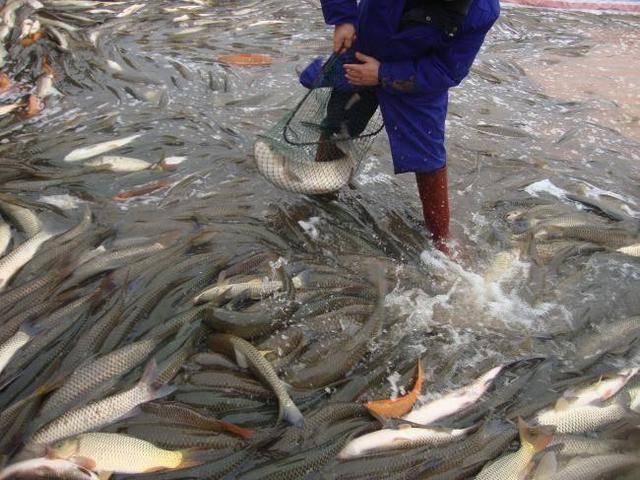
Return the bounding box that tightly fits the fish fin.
[138,359,159,388]
[531,452,557,480]
[233,347,249,369]
[18,319,41,338]
[98,472,112,480]
[178,449,210,469]
[554,397,571,411]
[365,408,391,426]
[217,420,255,439]
[397,423,412,430]
[280,403,304,429]
[292,270,311,288]
[72,456,97,470]
[517,417,554,453]
[115,405,143,422]
[138,358,178,400]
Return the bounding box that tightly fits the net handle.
[282,53,384,147]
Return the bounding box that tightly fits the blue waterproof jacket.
[315,0,500,174]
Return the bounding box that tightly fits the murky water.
[1,0,639,478]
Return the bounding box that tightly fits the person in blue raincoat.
[304,0,500,254]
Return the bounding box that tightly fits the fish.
[532,452,640,480]
[285,272,387,389]
[36,337,161,426]
[402,365,504,426]
[114,180,170,200]
[270,402,367,453]
[617,243,640,257]
[0,230,53,291]
[557,368,639,409]
[238,423,370,480]
[210,334,304,428]
[0,73,11,92]
[542,225,637,248]
[338,423,474,459]
[254,140,357,195]
[23,94,44,118]
[365,360,424,419]
[218,53,273,66]
[0,198,42,238]
[0,458,99,480]
[118,449,250,480]
[548,434,627,457]
[46,432,203,474]
[535,396,632,434]
[63,134,144,162]
[30,360,174,446]
[0,103,18,116]
[67,241,166,285]
[117,3,145,17]
[193,277,284,304]
[19,30,43,46]
[35,73,59,99]
[204,305,295,339]
[141,401,254,439]
[572,316,640,369]
[85,156,153,172]
[475,418,554,480]
[122,425,245,450]
[0,322,37,376]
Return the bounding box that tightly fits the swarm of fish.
[0,183,637,480]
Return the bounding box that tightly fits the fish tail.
[280,402,304,429]
[218,420,255,440]
[18,319,40,338]
[530,451,557,480]
[178,448,211,469]
[138,359,177,400]
[517,417,554,453]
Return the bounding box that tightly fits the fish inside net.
[255,51,384,194]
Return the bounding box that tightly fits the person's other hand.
[344,52,380,87]
[334,23,356,53]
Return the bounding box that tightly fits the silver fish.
[63,134,144,162]
[30,361,173,445]
[254,140,356,195]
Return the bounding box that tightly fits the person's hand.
[344,52,380,87]
[333,23,356,53]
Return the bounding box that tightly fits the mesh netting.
[255,53,384,195]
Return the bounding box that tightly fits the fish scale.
[0,230,53,291]
[124,425,245,450]
[535,400,630,434]
[47,432,188,474]
[550,453,640,480]
[0,199,41,239]
[36,337,160,426]
[30,361,172,445]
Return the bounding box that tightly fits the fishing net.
[255,51,384,195]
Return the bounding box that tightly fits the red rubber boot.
[416,166,450,255]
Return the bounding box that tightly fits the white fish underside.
[0,230,52,291]
[63,134,143,162]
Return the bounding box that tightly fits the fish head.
[46,437,79,460]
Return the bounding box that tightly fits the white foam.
[387,371,403,400]
[524,179,568,199]
[39,194,84,210]
[298,217,321,240]
[415,250,565,329]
